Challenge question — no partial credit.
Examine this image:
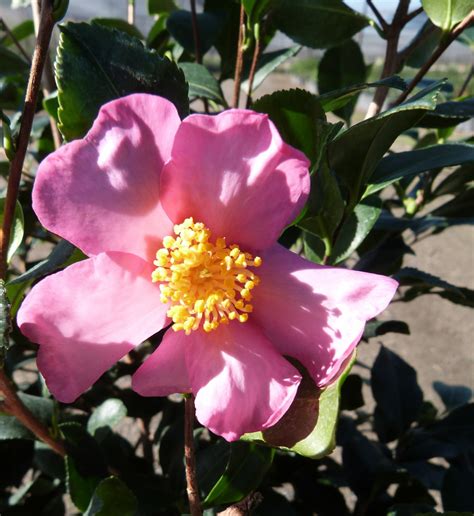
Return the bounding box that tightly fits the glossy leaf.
[178,62,226,105]
[148,0,177,14]
[433,381,472,411]
[84,477,137,516]
[242,46,301,94]
[243,353,356,458]
[318,75,406,113]
[372,346,423,443]
[87,399,127,436]
[203,442,274,507]
[91,18,144,40]
[318,39,367,122]
[365,143,474,197]
[56,22,188,140]
[272,0,369,49]
[404,20,442,68]
[242,0,272,25]
[166,10,221,56]
[0,45,29,76]
[419,97,474,128]
[421,0,472,31]
[0,198,24,263]
[333,198,382,263]
[328,81,443,206]
[253,88,326,166]
[0,394,53,440]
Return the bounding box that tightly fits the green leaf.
[421,0,472,31]
[242,46,301,94]
[318,76,406,113]
[166,10,221,56]
[458,24,474,47]
[0,394,53,440]
[372,346,423,443]
[242,0,272,25]
[148,0,177,14]
[203,442,274,507]
[91,18,144,40]
[55,22,188,141]
[433,381,472,411]
[0,45,29,76]
[178,62,226,105]
[272,0,369,49]
[405,20,443,68]
[442,463,474,512]
[84,477,137,516]
[0,20,34,47]
[419,97,474,128]
[253,88,326,166]
[243,353,356,458]
[331,196,382,263]
[0,198,24,262]
[87,399,127,436]
[146,15,170,50]
[42,90,59,122]
[365,143,474,197]
[318,39,367,123]
[328,81,443,206]
[433,163,474,196]
[9,239,82,285]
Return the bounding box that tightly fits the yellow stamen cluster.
[152,218,262,335]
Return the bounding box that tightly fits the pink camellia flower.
[18,94,397,441]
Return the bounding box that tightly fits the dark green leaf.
[197,440,231,495]
[84,477,137,516]
[0,394,53,440]
[404,20,442,69]
[148,0,177,14]
[0,20,34,47]
[203,442,273,507]
[366,143,474,196]
[0,45,29,76]
[91,18,144,40]
[87,399,127,436]
[318,39,366,122]
[56,22,188,140]
[244,353,356,458]
[434,163,474,196]
[419,97,474,128]
[253,88,326,165]
[303,231,326,264]
[0,198,23,263]
[178,62,226,105]
[363,320,410,340]
[433,381,472,411]
[421,0,472,31]
[146,15,170,50]
[318,75,406,113]
[166,10,221,56]
[242,46,301,94]
[328,81,443,206]
[272,0,369,49]
[331,196,382,264]
[372,346,423,442]
[442,463,474,512]
[243,0,272,25]
[42,90,59,122]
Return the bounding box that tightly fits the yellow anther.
[152,218,262,334]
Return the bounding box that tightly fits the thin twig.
[128,0,135,26]
[457,64,473,97]
[184,395,202,516]
[404,6,423,24]
[394,11,474,105]
[367,0,388,31]
[245,34,261,108]
[0,17,31,64]
[232,3,246,109]
[0,0,65,457]
[0,371,65,456]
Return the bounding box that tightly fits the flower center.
[152,218,262,335]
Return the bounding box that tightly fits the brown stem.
[0,370,65,456]
[232,3,246,109]
[458,64,473,97]
[0,17,31,64]
[184,395,202,516]
[404,6,423,24]
[365,0,410,118]
[1,0,56,276]
[394,11,474,105]
[189,0,209,113]
[245,34,261,109]
[367,0,388,31]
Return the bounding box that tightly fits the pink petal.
[160,109,310,251]
[185,322,301,441]
[132,330,191,396]
[17,252,168,402]
[33,94,181,261]
[252,244,398,387]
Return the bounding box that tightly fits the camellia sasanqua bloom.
[18,94,398,441]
